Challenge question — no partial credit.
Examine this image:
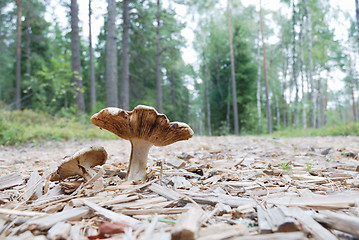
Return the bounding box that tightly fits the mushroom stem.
[127,139,153,181]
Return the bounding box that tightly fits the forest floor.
[1,136,359,239]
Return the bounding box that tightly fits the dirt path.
[1,136,358,175]
[1,136,359,239]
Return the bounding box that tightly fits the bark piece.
[0,172,23,190]
[171,208,204,240]
[313,210,359,237]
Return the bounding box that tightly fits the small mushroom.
[90,105,194,181]
[50,146,108,181]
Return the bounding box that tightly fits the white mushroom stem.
[127,139,153,181]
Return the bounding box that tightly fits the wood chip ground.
[0,136,359,239]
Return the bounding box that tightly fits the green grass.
[269,122,359,138]
[0,109,116,145]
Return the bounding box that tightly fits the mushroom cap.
[90,105,194,146]
[54,145,108,180]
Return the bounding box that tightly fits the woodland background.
[1,0,359,142]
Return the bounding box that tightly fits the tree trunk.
[205,80,211,136]
[25,10,31,77]
[299,14,306,128]
[156,0,162,113]
[355,0,359,51]
[202,52,211,136]
[70,0,85,112]
[292,0,299,127]
[275,95,280,127]
[256,35,262,134]
[259,0,272,133]
[226,0,239,135]
[170,69,177,121]
[304,0,315,128]
[106,0,118,108]
[89,0,96,112]
[120,0,129,110]
[349,62,357,121]
[15,0,22,110]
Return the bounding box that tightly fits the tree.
[120,0,129,110]
[70,0,85,112]
[106,0,118,107]
[227,0,239,135]
[259,0,272,133]
[256,32,262,134]
[89,0,96,112]
[156,0,163,112]
[355,0,359,51]
[15,0,22,110]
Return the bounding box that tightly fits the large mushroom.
[90,105,194,181]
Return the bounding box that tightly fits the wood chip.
[267,193,359,209]
[232,231,306,240]
[0,173,23,190]
[148,183,183,200]
[121,207,188,215]
[166,158,186,168]
[286,207,337,240]
[171,208,204,240]
[28,207,90,231]
[313,210,359,237]
[198,223,248,240]
[0,208,47,217]
[81,199,140,226]
[23,170,43,201]
[47,221,72,240]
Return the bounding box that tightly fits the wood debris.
[1,136,359,239]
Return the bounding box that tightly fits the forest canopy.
[0,0,358,136]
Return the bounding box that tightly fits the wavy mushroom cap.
[91,105,194,146]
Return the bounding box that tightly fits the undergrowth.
[0,109,116,145]
[270,122,359,137]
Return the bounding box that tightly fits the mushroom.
[90,105,194,181]
[50,146,108,181]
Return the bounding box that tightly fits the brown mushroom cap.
[90,105,194,146]
[53,146,108,180]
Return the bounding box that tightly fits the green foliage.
[270,122,359,137]
[0,109,116,145]
[280,160,292,171]
[23,53,75,114]
[195,3,257,135]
